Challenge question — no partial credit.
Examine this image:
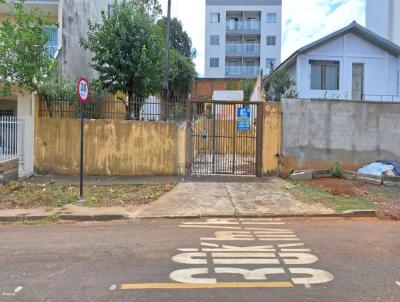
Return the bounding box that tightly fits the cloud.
[159,0,206,76]
[282,0,365,60]
[158,0,365,77]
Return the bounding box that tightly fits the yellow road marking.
[121,282,294,290]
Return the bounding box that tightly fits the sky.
[159,0,366,77]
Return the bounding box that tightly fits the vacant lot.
[0,181,176,209]
[289,178,400,219]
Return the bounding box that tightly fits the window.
[107,4,113,18]
[266,36,276,46]
[210,58,219,68]
[210,35,220,46]
[266,58,276,70]
[211,13,220,23]
[267,13,277,23]
[310,60,340,90]
[44,27,58,57]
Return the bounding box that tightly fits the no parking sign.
[77,77,90,104]
[77,77,90,202]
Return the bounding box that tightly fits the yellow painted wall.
[262,102,281,176]
[35,117,187,176]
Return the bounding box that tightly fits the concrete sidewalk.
[134,179,334,217]
[0,178,334,221]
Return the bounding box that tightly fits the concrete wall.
[280,98,400,175]
[191,78,251,98]
[60,0,110,81]
[35,117,187,176]
[291,32,400,100]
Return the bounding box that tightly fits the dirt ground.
[306,178,400,219]
[0,181,176,210]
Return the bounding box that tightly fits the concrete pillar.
[16,93,35,176]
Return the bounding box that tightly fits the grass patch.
[0,181,176,209]
[289,181,374,213]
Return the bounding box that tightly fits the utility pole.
[163,0,172,101]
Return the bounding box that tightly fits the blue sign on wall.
[237,107,251,131]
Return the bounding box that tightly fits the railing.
[39,95,188,121]
[225,65,260,78]
[361,94,400,102]
[0,116,24,171]
[226,43,260,56]
[226,20,261,31]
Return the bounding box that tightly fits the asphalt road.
[0,218,399,302]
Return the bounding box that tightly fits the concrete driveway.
[134,178,333,218]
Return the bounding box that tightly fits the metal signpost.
[77,77,90,202]
[237,107,251,131]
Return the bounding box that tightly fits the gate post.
[184,99,192,176]
[255,102,265,177]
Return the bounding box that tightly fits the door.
[352,63,364,100]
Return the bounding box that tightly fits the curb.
[133,210,379,220]
[0,214,130,223]
[0,210,378,223]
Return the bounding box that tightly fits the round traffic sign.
[77,77,90,103]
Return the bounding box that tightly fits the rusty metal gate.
[186,99,263,176]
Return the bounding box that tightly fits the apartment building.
[366,0,400,46]
[204,0,282,79]
[0,0,112,81]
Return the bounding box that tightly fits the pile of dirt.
[307,178,400,220]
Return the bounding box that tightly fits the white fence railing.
[0,116,25,172]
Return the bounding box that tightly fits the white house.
[272,22,400,102]
[204,0,282,79]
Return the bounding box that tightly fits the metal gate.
[187,99,263,176]
[0,116,25,172]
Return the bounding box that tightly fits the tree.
[0,0,57,96]
[133,0,162,19]
[242,79,254,101]
[157,17,196,59]
[157,17,196,99]
[264,69,298,102]
[81,0,164,120]
[168,49,196,99]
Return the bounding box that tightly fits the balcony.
[225,65,260,78]
[226,20,261,33]
[226,43,260,56]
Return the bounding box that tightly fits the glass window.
[267,13,277,23]
[210,35,220,46]
[210,58,219,68]
[310,60,340,90]
[266,36,276,46]
[266,58,276,70]
[108,4,113,18]
[44,27,58,57]
[211,13,220,23]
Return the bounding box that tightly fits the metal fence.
[0,116,25,171]
[361,94,400,103]
[39,95,187,121]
